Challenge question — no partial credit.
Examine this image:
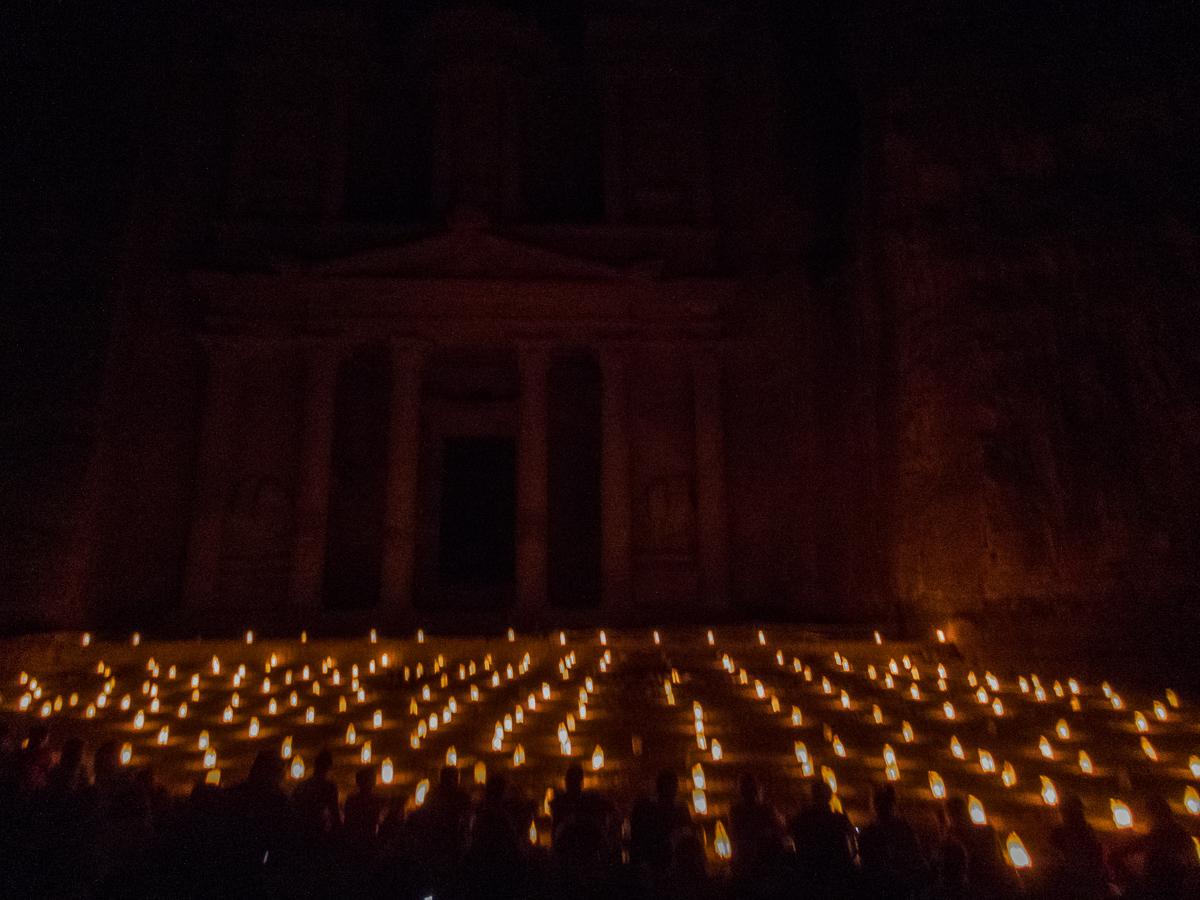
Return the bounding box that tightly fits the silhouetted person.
[34,737,100,898]
[407,765,472,897]
[1044,793,1111,900]
[932,841,970,900]
[551,763,586,843]
[465,772,526,900]
[1111,793,1196,900]
[630,769,694,872]
[729,771,790,893]
[226,747,296,896]
[858,783,929,900]
[669,830,722,900]
[553,763,616,871]
[293,747,340,838]
[343,763,383,845]
[939,795,1015,900]
[790,780,858,899]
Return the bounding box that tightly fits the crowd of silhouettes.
[0,720,1197,899]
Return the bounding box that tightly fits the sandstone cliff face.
[871,13,1200,655]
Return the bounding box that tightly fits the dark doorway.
[547,353,602,608]
[322,348,391,610]
[437,436,517,589]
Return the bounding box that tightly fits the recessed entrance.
[437,436,516,588]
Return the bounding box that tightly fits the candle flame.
[929,771,945,798]
[714,821,731,859]
[1041,776,1058,805]
[1111,799,1132,828]
[1006,832,1031,868]
[968,795,986,824]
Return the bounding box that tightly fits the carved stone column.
[379,344,425,628]
[183,339,243,615]
[516,345,550,627]
[600,346,633,618]
[288,342,341,618]
[693,343,729,609]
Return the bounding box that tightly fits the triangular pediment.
[313,215,632,281]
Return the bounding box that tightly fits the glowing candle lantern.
[1167,689,1179,708]
[204,749,216,769]
[222,706,233,723]
[976,688,988,704]
[822,677,832,694]
[951,737,964,759]
[86,704,96,718]
[373,709,383,729]
[1190,756,1200,777]
[281,736,292,758]
[132,633,140,645]
[1141,737,1157,761]
[833,736,846,757]
[248,717,259,738]
[968,796,986,825]
[1035,686,1047,702]
[470,685,479,702]
[653,631,660,644]
[306,707,315,723]
[289,691,298,707]
[1041,776,1058,806]
[693,763,706,790]
[198,731,210,750]
[1002,762,1017,787]
[944,702,955,720]
[792,707,803,726]
[755,680,765,699]
[1154,701,1167,721]
[821,766,837,794]
[1018,677,1029,693]
[411,734,420,749]
[68,693,77,707]
[902,722,914,743]
[120,695,131,711]
[937,629,946,642]
[840,690,850,709]
[592,745,604,770]
[868,665,877,680]
[712,740,723,761]
[883,744,897,768]
[513,744,525,766]
[560,737,572,756]
[885,674,894,689]
[157,726,169,745]
[890,660,899,675]
[231,692,240,708]
[121,743,132,765]
[985,672,1000,692]
[714,821,731,859]
[211,656,220,675]
[528,693,537,709]
[269,699,278,714]
[1007,832,1031,869]
[339,697,348,713]
[692,788,707,815]
[206,770,220,785]
[1079,751,1093,774]
[418,629,425,643]
[795,742,808,764]
[1112,800,1132,828]
[873,704,883,725]
[1111,694,1123,710]
[1039,737,1053,760]
[1184,786,1199,815]
[979,750,995,773]
[992,698,1004,716]
[417,721,427,739]
[1057,719,1070,740]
